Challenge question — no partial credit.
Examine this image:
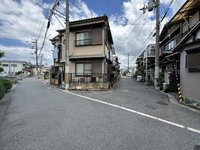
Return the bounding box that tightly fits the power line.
[36,0,52,41]
[160,0,173,23]
[39,0,61,56]
[138,27,156,53]
[114,13,147,43]
[54,14,65,28]
[136,0,173,56]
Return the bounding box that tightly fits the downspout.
[104,25,106,74]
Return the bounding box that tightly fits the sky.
[0,0,186,68]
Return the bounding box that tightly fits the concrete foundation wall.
[69,82,109,90]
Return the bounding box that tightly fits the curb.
[158,90,200,112]
[0,84,17,126]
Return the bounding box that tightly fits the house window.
[76,32,92,46]
[11,64,17,67]
[2,64,8,67]
[164,39,176,51]
[76,63,92,76]
[75,29,102,46]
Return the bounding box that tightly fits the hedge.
[0,78,12,99]
[0,82,5,99]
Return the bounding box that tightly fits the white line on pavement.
[62,90,200,135]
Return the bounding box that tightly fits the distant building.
[0,60,27,75]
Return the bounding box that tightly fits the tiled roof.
[0,60,27,63]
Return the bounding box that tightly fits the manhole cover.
[194,145,200,150]
[144,105,156,110]
[156,101,168,106]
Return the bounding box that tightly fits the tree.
[0,50,5,73]
[0,50,4,58]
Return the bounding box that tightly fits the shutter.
[92,29,102,45]
[188,53,200,67]
[92,61,102,75]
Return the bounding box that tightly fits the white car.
[137,75,143,82]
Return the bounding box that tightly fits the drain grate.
[156,101,168,106]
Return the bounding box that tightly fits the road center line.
[62,90,200,135]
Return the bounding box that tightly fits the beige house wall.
[180,51,200,100]
[69,29,105,56]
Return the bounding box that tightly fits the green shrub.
[0,67,3,73]
[0,78,12,92]
[0,82,5,99]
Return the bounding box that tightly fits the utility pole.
[39,54,44,73]
[154,0,160,90]
[31,39,38,75]
[140,0,160,89]
[65,0,69,85]
[128,52,129,72]
[145,48,148,83]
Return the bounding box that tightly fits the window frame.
[75,63,92,76]
[2,64,8,67]
[164,38,176,51]
[75,28,103,47]
[75,31,92,46]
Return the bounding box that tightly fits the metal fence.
[68,73,111,84]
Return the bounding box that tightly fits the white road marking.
[187,127,200,134]
[123,90,129,92]
[62,90,200,135]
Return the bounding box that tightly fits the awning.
[69,55,105,61]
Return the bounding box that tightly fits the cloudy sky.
[0,0,186,68]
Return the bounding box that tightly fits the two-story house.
[159,0,200,100]
[50,15,117,90]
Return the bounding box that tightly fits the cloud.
[109,0,156,68]
[69,0,97,21]
[0,0,186,69]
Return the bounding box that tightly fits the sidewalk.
[160,90,200,112]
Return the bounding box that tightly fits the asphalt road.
[0,77,200,150]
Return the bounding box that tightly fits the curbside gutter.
[0,84,17,126]
[166,92,200,113]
